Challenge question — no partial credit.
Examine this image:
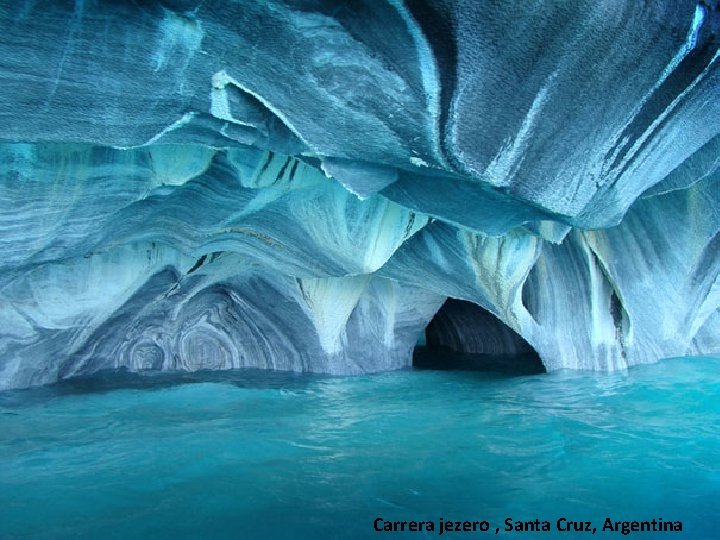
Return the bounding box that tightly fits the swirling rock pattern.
[0,1,718,388]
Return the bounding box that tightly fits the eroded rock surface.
[0,1,718,388]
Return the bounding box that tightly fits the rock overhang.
[0,0,718,388]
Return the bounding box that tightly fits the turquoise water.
[1,357,718,539]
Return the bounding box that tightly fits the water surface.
[1,357,718,539]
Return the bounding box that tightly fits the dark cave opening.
[413,298,545,375]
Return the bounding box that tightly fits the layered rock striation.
[0,0,718,388]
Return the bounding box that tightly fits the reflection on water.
[1,356,719,539]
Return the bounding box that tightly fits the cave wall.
[424,299,535,355]
[0,1,718,388]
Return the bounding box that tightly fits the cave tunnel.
[413,299,545,375]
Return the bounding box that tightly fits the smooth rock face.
[0,1,718,388]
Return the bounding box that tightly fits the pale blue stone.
[0,0,718,388]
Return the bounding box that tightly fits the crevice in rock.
[413,298,544,374]
[585,241,632,357]
[186,254,207,274]
[521,267,540,323]
[609,290,623,334]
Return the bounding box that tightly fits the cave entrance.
[413,299,545,375]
